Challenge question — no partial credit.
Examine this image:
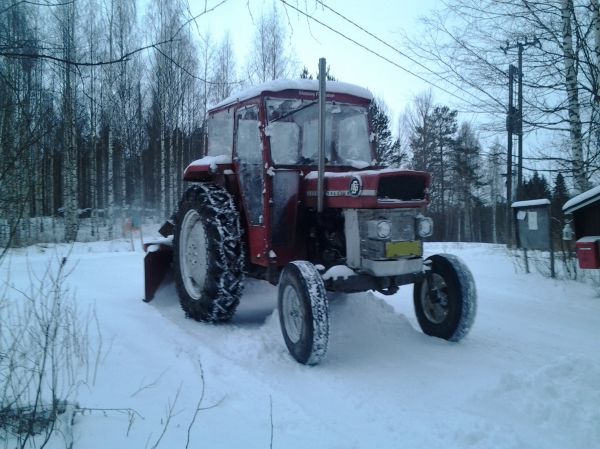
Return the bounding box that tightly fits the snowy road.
[2,241,599,449]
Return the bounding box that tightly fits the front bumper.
[362,257,423,277]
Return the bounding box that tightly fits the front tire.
[278,261,330,365]
[173,183,244,322]
[413,254,477,342]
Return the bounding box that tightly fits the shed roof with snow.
[562,185,600,240]
[563,185,600,214]
[511,199,551,208]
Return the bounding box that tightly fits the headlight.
[417,216,433,238]
[377,221,391,239]
[367,219,392,239]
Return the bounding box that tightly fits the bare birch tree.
[561,0,587,192]
[210,32,237,104]
[61,0,79,242]
[247,3,294,84]
[405,0,600,191]
[147,0,199,217]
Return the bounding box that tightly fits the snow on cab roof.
[563,185,600,213]
[211,79,373,110]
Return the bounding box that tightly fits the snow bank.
[470,356,600,449]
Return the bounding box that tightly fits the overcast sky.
[187,0,445,130]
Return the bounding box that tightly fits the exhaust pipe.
[317,57,326,213]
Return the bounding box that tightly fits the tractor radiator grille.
[377,176,427,202]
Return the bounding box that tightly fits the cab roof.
[211,79,373,111]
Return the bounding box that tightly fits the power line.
[279,0,483,109]
[313,0,500,108]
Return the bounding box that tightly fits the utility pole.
[501,37,541,196]
[517,43,524,192]
[501,37,541,245]
[506,64,516,242]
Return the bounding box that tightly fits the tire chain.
[177,183,245,322]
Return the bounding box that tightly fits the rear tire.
[413,254,477,342]
[173,183,244,322]
[278,261,330,365]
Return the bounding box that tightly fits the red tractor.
[144,79,477,365]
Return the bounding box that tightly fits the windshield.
[266,99,372,167]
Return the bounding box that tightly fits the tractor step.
[143,238,173,302]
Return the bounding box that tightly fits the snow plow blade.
[143,241,173,302]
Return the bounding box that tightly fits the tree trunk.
[63,1,79,242]
[160,124,166,217]
[137,80,145,211]
[592,0,600,166]
[464,194,472,242]
[107,126,114,238]
[561,0,588,193]
[594,0,600,92]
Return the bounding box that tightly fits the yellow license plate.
[385,241,422,258]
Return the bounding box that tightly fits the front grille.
[377,175,427,202]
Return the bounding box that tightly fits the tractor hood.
[302,168,431,209]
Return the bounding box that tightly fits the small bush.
[1,254,94,448]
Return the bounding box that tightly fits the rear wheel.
[413,254,477,342]
[278,261,329,365]
[173,183,244,322]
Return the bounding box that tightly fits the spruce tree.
[299,66,312,79]
[518,172,551,201]
[552,172,569,220]
[300,65,336,81]
[369,99,405,167]
[451,122,482,241]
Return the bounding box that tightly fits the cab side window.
[235,105,264,225]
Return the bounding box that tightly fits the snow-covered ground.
[1,238,599,449]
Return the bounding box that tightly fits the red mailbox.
[575,237,600,269]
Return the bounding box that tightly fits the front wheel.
[278,261,330,365]
[413,254,477,342]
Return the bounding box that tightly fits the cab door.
[233,104,268,266]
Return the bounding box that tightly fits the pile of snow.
[1,240,599,448]
[322,265,356,280]
[469,356,600,449]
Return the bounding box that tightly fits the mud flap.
[143,242,173,302]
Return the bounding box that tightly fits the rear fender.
[183,156,233,182]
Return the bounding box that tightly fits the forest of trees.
[1,0,597,248]
[0,0,298,247]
